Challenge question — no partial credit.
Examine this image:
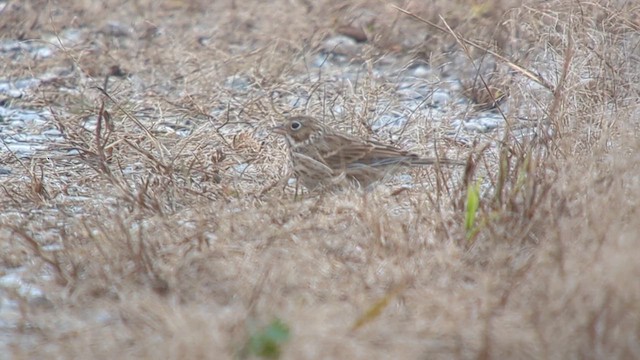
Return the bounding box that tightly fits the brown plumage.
[272,115,465,190]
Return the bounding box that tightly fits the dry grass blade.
[392,5,555,91]
[351,282,407,331]
[94,87,169,160]
[8,226,68,286]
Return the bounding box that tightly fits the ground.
[0,0,639,359]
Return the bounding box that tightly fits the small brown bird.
[272,115,464,190]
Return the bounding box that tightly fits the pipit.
[272,115,464,190]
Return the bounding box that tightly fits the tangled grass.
[1,0,639,358]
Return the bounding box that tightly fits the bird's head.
[271,116,325,148]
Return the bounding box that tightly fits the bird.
[271,115,465,190]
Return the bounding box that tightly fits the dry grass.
[1,0,639,359]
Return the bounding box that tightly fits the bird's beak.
[270,125,286,135]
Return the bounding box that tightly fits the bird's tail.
[409,157,466,166]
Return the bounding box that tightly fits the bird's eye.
[290,121,301,130]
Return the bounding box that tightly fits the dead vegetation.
[1,0,639,358]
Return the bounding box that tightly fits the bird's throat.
[287,131,322,150]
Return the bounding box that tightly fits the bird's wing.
[319,135,378,170]
[291,152,334,177]
[323,134,418,169]
[338,137,418,167]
